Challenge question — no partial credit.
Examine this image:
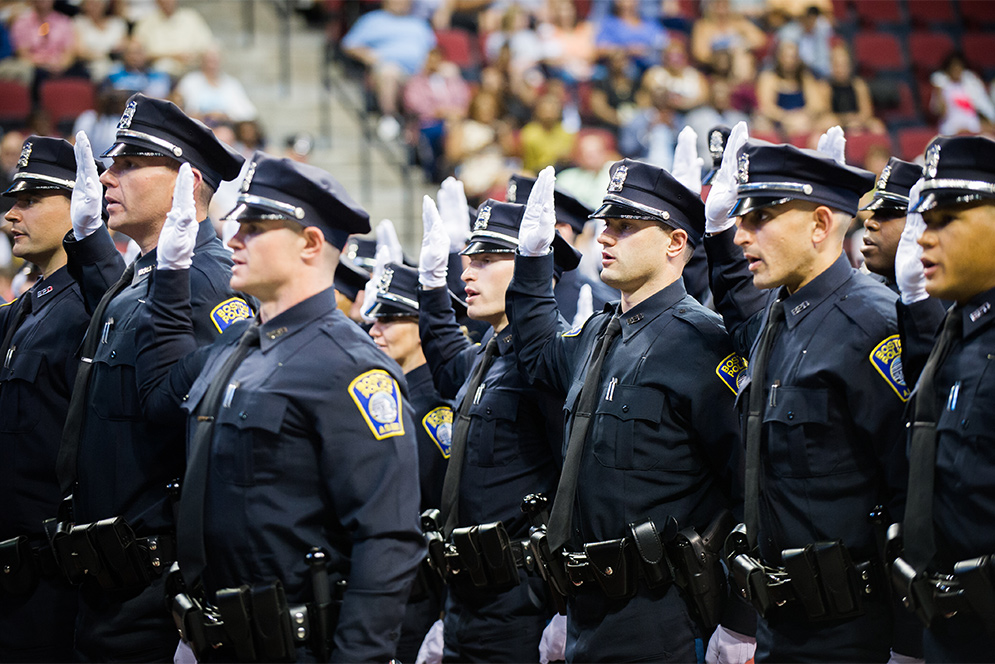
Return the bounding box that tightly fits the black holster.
[664,510,734,632]
[450,522,521,592]
[521,493,568,614]
[0,536,39,595]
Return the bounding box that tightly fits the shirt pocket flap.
[1,350,41,382]
[598,384,664,422]
[216,390,288,433]
[763,386,829,425]
[469,389,519,421]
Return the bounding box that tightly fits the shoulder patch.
[562,324,584,338]
[210,297,252,334]
[422,406,454,458]
[869,334,909,401]
[349,369,406,440]
[715,352,748,395]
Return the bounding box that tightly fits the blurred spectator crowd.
[330,0,995,205]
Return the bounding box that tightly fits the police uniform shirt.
[405,362,453,511]
[137,275,423,662]
[418,286,563,536]
[707,230,910,565]
[553,268,615,324]
[64,221,249,532]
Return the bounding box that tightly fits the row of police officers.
[0,90,991,664]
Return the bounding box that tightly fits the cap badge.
[709,131,724,159]
[877,164,892,191]
[17,142,31,169]
[608,164,628,192]
[474,204,491,231]
[507,179,518,203]
[737,153,750,184]
[118,99,137,130]
[925,143,941,179]
[377,266,394,295]
[241,160,256,193]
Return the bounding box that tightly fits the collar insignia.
[924,143,941,179]
[17,142,31,169]
[970,301,991,323]
[608,165,628,192]
[118,99,138,130]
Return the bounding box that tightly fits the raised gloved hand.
[817,125,846,165]
[361,243,393,322]
[221,218,239,251]
[672,126,704,196]
[538,613,566,664]
[71,131,104,240]
[572,283,594,329]
[157,163,198,270]
[375,218,405,265]
[896,178,928,304]
[705,625,757,664]
[704,121,749,235]
[437,176,471,252]
[419,195,450,289]
[415,618,444,664]
[520,165,556,257]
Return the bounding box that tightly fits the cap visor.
[459,240,516,256]
[2,180,68,196]
[368,300,418,318]
[912,189,995,214]
[729,195,794,217]
[860,197,906,215]
[222,202,300,223]
[100,141,172,160]
[589,202,664,222]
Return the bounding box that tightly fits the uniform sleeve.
[188,249,251,345]
[63,225,126,314]
[316,356,424,663]
[897,297,948,389]
[506,252,583,396]
[418,286,475,399]
[703,228,767,356]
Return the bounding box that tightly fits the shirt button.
[787,412,794,420]
[622,405,629,413]
[962,419,969,429]
[486,407,492,415]
[239,411,248,420]
[109,350,116,359]
[182,394,189,402]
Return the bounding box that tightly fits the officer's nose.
[733,221,751,248]
[98,167,115,188]
[863,215,879,232]
[461,265,474,283]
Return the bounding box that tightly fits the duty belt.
[725,524,880,623]
[0,535,63,595]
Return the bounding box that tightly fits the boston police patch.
[422,406,453,458]
[349,369,405,440]
[716,352,747,395]
[870,334,909,401]
[210,297,252,333]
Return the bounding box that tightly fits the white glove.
[437,176,471,251]
[173,639,197,663]
[520,165,556,257]
[896,178,928,304]
[221,219,239,250]
[704,121,749,235]
[887,650,925,664]
[419,195,450,289]
[375,218,404,265]
[705,625,756,664]
[415,618,444,664]
[157,163,198,270]
[572,283,594,329]
[538,613,567,664]
[672,126,703,197]
[361,244,393,322]
[817,125,846,165]
[72,131,104,240]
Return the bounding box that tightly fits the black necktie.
[177,322,261,587]
[903,308,962,571]
[57,262,137,494]
[440,335,500,537]
[0,288,33,370]
[744,300,785,550]
[548,315,622,551]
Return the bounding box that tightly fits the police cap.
[911,135,995,214]
[729,140,875,218]
[506,173,593,236]
[590,158,706,246]
[460,199,581,275]
[224,151,370,250]
[861,157,920,217]
[702,125,731,186]
[101,93,244,191]
[3,136,78,196]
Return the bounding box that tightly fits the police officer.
[860,157,925,291]
[506,173,615,322]
[703,124,918,661]
[367,260,453,662]
[418,194,579,662]
[890,135,995,662]
[56,93,249,660]
[135,152,424,661]
[0,137,95,662]
[506,163,745,662]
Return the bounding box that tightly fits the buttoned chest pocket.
[0,350,43,433]
[466,389,520,467]
[91,326,143,421]
[213,390,289,486]
[592,385,665,470]
[936,354,995,493]
[763,387,854,477]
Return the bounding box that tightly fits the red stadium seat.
[876,78,920,125]
[963,33,995,76]
[0,81,31,128]
[907,31,956,81]
[853,0,903,27]
[906,0,957,27]
[845,131,893,168]
[39,78,96,127]
[853,32,905,77]
[434,28,478,69]
[959,0,995,29]
[897,126,939,162]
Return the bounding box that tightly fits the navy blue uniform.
[553,268,615,324]
[707,229,913,662]
[418,285,560,663]
[62,221,247,661]
[136,272,423,662]
[508,252,743,663]
[900,291,995,661]
[0,268,89,661]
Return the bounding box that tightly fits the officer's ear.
[664,227,689,260]
[811,205,836,246]
[299,225,326,262]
